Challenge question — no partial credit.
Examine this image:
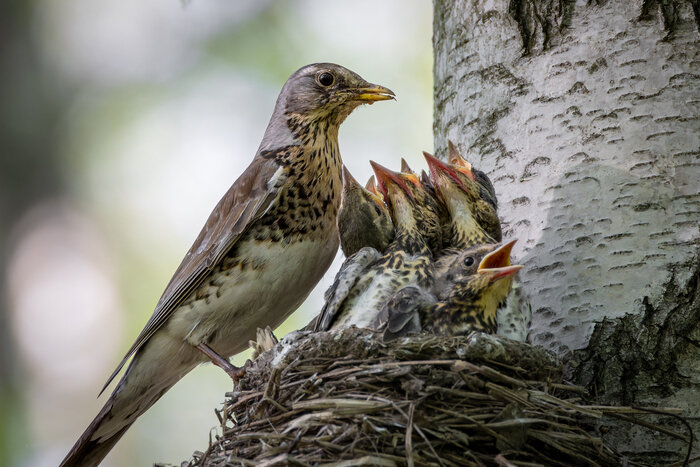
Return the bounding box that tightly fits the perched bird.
[314,162,442,332]
[424,150,530,342]
[337,165,394,257]
[61,63,394,467]
[383,246,523,340]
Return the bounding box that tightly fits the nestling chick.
[425,149,530,342]
[338,165,394,257]
[383,246,523,340]
[424,150,501,248]
[314,162,442,331]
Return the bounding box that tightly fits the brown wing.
[100,155,283,395]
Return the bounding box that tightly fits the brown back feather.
[100,155,282,395]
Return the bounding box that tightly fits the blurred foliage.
[1,1,432,465]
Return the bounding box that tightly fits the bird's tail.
[60,357,183,467]
[59,395,132,467]
[61,331,199,466]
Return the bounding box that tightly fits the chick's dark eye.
[463,256,475,267]
[318,72,334,87]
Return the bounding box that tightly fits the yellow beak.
[353,84,395,102]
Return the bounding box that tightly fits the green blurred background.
[0,1,432,465]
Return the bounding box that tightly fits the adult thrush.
[424,150,531,341]
[314,162,442,331]
[61,63,393,467]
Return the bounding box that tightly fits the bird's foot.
[196,343,245,383]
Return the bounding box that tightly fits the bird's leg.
[196,343,245,382]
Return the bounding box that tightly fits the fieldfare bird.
[431,240,517,300]
[383,246,523,340]
[314,162,442,332]
[424,150,501,248]
[424,150,530,342]
[448,140,499,228]
[337,165,394,257]
[61,63,394,467]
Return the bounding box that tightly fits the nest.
[181,329,691,467]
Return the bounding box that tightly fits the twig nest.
[182,329,633,466]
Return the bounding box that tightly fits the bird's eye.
[463,256,475,267]
[318,72,335,87]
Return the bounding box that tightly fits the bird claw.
[196,342,244,383]
[225,366,246,383]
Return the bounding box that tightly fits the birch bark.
[433,0,699,460]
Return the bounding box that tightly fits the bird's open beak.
[448,140,473,175]
[341,165,360,189]
[365,175,378,194]
[478,239,516,271]
[479,265,523,282]
[352,84,396,103]
[420,170,432,188]
[476,239,522,281]
[423,152,472,194]
[370,160,412,200]
[363,175,388,208]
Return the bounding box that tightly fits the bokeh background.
[0,1,433,466]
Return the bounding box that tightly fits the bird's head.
[442,240,517,289]
[423,150,478,206]
[338,166,394,256]
[281,63,394,128]
[448,140,499,212]
[258,63,393,156]
[423,150,500,243]
[370,161,443,252]
[340,166,391,222]
[446,245,522,325]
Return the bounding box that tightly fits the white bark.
[434,0,699,353]
[434,0,699,460]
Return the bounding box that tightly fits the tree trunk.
[433,0,699,461]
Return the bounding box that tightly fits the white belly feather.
[166,235,338,356]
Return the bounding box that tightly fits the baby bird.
[447,140,501,242]
[314,162,442,332]
[431,240,516,300]
[383,244,523,340]
[424,150,530,342]
[338,165,394,257]
[424,150,501,248]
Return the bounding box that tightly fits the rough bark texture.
[434,0,699,461]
